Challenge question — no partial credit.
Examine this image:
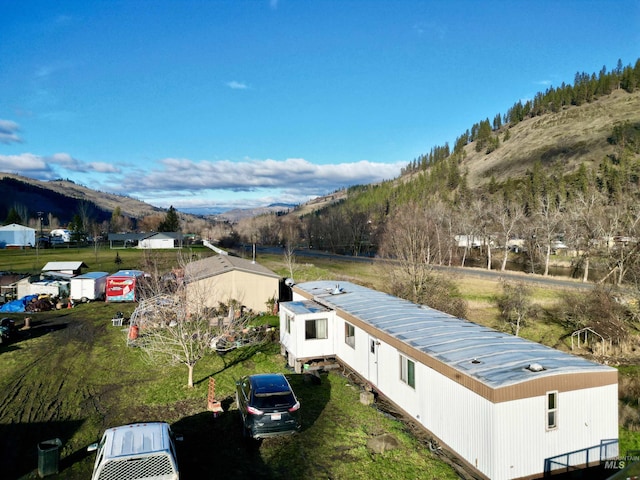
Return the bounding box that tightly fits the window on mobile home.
[399,354,415,388]
[547,391,558,429]
[285,313,293,334]
[344,322,355,348]
[305,318,328,339]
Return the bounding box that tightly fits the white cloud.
[226,80,249,90]
[0,152,121,180]
[113,156,404,202]
[0,153,47,170]
[0,120,22,144]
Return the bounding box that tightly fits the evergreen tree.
[158,206,180,232]
[4,208,22,225]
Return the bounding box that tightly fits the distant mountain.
[0,173,164,225]
[3,84,638,229]
[215,203,297,222]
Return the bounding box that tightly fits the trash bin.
[37,438,62,477]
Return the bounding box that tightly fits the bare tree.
[280,214,301,278]
[497,280,533,337]
[493,198,525,272]
[132,254,254,388]
[600,200,640,286]
[379,202,434,303]
[566,189,607,282]
[535,192,565,276]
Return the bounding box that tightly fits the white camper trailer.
[70,272,108,302]
[49,229,71,244]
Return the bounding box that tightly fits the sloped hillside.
[0,173,164,224]
[460,89,640,188]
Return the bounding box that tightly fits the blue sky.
[1,1,638,214]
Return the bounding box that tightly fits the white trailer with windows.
[279,280,618,480]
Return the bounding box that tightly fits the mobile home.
[279,280,618,480]
[105,270,145,302]
[70,272,108,302]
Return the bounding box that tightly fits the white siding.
[279,308,336,361]
[281,289,619,480]
[492,383,619,479]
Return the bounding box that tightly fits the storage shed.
[16,276,70,299]
[42,261,88,276]
[184,255,280,314]
[279,280,619,480]
[0,223,35,248]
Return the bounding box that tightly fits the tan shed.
[184,255,280,314]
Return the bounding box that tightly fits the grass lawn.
[1,246,638,478]
[0,300,458,480]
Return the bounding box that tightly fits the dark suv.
[235,373,301,440]
[0,318,16,344]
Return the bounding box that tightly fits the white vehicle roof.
[101,422,172,459]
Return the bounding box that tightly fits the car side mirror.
[87,442,98,452]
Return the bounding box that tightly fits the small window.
[547,391,558,429]
[344,323,355,348]
[285,313,293,334]
[305,318,328,340]
[399,354,415,388]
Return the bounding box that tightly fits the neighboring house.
[279,280,619,480]
[184,255,280,314]
[455,234,494,248]
[139,232,182,249]
[0,223,36,248]
[108,232,182,249]
[12,261,88,299]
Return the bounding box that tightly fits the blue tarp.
[0,294,38,313]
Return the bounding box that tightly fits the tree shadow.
[177,372,331,479]
[0,317,69,355]
[172,410,270,479]
[193,342,271,386]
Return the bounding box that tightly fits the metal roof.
[292,280,615,389]
[184,254,280,282]
[73,271,109,279]
[42,261,88,271]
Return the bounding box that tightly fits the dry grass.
[460,89,640,189]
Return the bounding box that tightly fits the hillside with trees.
[242,59,640,286]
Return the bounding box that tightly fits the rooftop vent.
[526,363,545,372]
[471,358,481,364]
[331,284,343,295]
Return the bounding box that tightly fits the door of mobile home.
[368,336,379,386]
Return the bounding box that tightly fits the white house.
[279,280,619,480]
[139,232,182,249]
[0,223,35,248]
